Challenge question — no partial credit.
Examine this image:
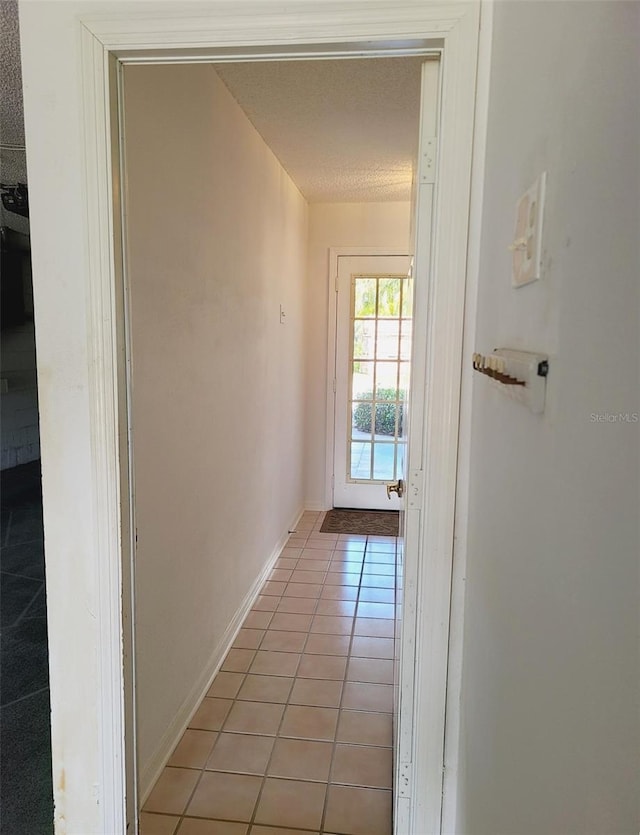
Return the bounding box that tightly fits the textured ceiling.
[0,13,424,207]
[214,57,424,203]
[1,0,29,234]
[1,0,24,148]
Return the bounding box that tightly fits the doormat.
[320,508,399,537]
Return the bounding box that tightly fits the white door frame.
[325,247,410,511]
[20,2,481,832]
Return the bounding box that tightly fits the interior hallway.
[140,510,399,835]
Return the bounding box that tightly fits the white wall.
[123,63,308,790]
[456,2,640,832]
[304,202,411,507]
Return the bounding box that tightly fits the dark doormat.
[320,508,399,537]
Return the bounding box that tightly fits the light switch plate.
[511,172,546,288]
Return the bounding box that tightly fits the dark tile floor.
[1,460,53,834]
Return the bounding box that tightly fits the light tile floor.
[141,511,398,835]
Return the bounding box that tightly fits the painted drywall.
[456,2,640,832]
[304,202,411,507]
[123,63,308,788]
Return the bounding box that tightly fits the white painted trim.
[395,57,440,834]
[82,4,468,54]
[325,247,410,512]
[79,24,128,835]
[138,505,305,803]
[441,2,494,831]
[408,7,480,834]
[303,501,327,513]
[69,3,481,832]
[112,53,140,832]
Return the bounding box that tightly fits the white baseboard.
[303,501,328,512]
[138,504,305,803]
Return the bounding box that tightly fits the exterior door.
[333,254,412,509]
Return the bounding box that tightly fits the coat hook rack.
[472,353,526,386]
[472,348,549,414]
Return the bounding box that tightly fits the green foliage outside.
[355,277,402,318]
[353,388,404,436]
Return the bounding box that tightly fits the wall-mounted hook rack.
[472,348,549,413]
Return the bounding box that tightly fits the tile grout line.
[245,526,356,833]
[0,685,50,711]
[170,664,251,832]
[10,580,45,629]
[0,568,44,582]
[171,528,311,833]
[1,509,13,547]
[245,523,322,833]
[2,535,45,550]
[147,517,397,835]
[172,743,215,833]
[318,534,368,835]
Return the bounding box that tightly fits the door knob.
[386,479,404,499]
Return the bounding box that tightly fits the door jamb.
[441,2,494,829]
[72,4,481,832]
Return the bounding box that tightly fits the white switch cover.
[511,172,546,288]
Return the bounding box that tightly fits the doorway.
[332,253,412,510]
[119,39,462,833]
[122,54,431,828]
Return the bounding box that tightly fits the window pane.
[350,441,372,480]
[401,285,413,318]
[373,443,395,480]
[400,320,412,360]
[353,320,375,359]
[348,272,412,486]
[375,402,400,438]
[354,278,377,318]
[352,361,373,399]
[352,402,373,437]
[377,278,402,317]
[376,319,400,360]
[375,362,398,396]
[399,363,410,399]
